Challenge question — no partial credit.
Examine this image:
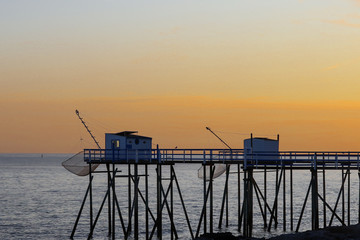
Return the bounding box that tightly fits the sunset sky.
[1,0,360,153]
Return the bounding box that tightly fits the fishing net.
[197,164,227,180]
[62,151,99,176]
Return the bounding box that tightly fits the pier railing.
[245,151,360,169]
[84,149,360,169]
[84,148,244,163]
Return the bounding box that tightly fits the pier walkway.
[84,148,360,169]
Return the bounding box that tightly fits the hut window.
[112,140,120,148]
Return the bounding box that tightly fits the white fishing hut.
[105,131,152,161]
[244,136,279,162]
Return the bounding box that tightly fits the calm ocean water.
[1,154,359,239]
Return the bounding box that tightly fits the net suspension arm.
[76,109,101,149]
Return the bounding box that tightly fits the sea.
[1,153,359,239]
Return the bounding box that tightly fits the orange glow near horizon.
[2,95,360,153]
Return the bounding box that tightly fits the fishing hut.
[105,131,152,161]
[65,112,360,240]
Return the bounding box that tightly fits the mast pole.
[205,127,232,150]
[76,109,101,149]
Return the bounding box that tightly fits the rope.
[215,130,278,139]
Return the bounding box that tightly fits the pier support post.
[226,165,229,227]
[243,168,253,238]
[283,166,286,231]
[219,165,230,229]
[358,171,360,223]
[128,164,132,236]
[342,167,345,224]
[290,164,293,231]
[157,145,162,240]
[112,164,115,239]
[323,156,327,229]
[107,163,112,237]
[348,168,351,226]
[237,163,241,232]
[134,163,139,240]
[275,166,279,229]
[71,176,94,239]
[170,165,174,240]
[264,165,267,229]
[89,163,93,237]
[210,164,214,234]
[203,164,207,234]
[311,168,319,230]
[145,164,149,240]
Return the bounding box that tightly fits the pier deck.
[84,148,360,169]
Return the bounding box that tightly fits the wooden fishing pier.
[70,147,360,239]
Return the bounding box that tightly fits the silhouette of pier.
[70,147,360,239]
